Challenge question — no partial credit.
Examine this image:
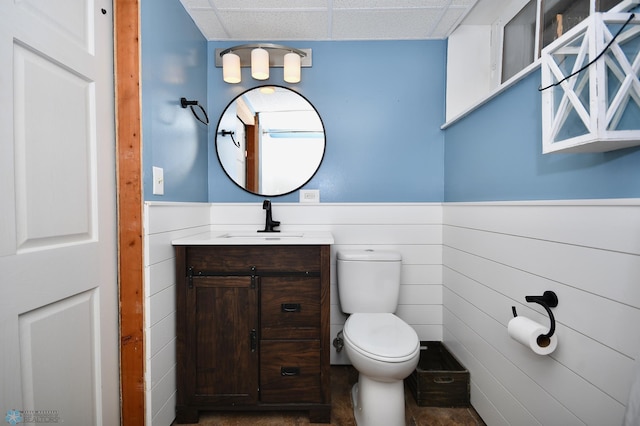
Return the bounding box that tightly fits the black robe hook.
[180,97,209,125]
[512,290,558,339]
[218,129,240,148]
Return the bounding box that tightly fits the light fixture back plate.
[214,47,312,68]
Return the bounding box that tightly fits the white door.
[0,1,119,425]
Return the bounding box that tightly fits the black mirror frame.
[215,85,326,197]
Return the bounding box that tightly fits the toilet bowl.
[343,312,420,426]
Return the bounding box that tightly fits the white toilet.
[337,249,420,426]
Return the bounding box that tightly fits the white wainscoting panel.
[443,200,640,426]
[144,202,210,426]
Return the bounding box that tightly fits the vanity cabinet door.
[185,275,259,406]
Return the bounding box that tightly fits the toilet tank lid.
[337,249,401,261]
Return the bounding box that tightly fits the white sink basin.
[172,231,334,246]
[220,231,304,238]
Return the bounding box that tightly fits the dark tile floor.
[182,366,485,426]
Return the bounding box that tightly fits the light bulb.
[283,52,301,83]
[222,52,241,84]
[251,48,269,80]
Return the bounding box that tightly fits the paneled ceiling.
[179,0,482,41]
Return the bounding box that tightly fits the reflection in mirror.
[216,86,325,196]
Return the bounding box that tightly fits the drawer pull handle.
[433,377,454,384]
[281,367,300,376]
[281,303,301,313]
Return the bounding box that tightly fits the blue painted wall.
[141,0,640,203]
[207,40,447,202]
[142,0,209,202]
[443,70,640,201]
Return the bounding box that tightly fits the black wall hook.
[512,290,558,340]
[180,97,209,125]
[218,129,240,147]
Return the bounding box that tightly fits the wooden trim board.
[114,0,145,424]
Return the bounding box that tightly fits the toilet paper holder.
[511,291,558,339]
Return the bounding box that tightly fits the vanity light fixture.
[215,43,312,84]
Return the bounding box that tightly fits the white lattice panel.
[541,12,640,153]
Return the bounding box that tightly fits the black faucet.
[258,200,280,233]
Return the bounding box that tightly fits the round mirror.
[215,86,325,196]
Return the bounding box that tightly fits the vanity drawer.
[185,245,321,274]
[261,276,320,339]
[260,340,322,403]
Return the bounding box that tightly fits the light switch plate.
[300,189,319,203]
[152,166,164,195]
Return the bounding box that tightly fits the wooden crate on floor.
[406,341,470,407]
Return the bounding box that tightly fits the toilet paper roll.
[508,316,558,355]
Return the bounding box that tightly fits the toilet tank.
[337,249,402,314]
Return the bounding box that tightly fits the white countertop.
[172,231,334,246]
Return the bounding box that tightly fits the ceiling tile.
[189,9,229,40]
[332,9,442,39]
[180,0,483,40]
[187,9,228,40]
[429,7,469,38]
[450,0,478,5]
[215,10,328,40]
[179,0,212,8]
[333,0,452,8]
[211,0,328,10]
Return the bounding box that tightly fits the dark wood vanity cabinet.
[174,244,331,424]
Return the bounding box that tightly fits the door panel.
[0,0,118,424]
[15,0,92,53]
[19,290,100,425]
[14,43,94,250]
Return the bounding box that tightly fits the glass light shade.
[283,52,301,83]
[222,52,241,83]
[251,48,269,80]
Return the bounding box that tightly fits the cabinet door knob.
[281,303,301,313]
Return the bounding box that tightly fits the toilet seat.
[344,313,419,363]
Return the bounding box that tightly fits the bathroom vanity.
[172,231,334,424]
